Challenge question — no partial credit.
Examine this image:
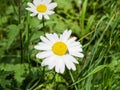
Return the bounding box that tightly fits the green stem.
[41,17,45,77]
[42,17,45,28]
[26,12,31,72]
[18,0,23,63]
[69,70,78,90]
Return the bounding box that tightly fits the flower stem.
[26,12,31,72]
[18,0,23,63]
[69,70,78,90]
[42,17,45,28]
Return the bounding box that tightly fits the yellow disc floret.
[52,42,68,56]
[36,4,47,12]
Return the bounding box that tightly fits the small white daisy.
[26,0,57,20]
[34,30,84,73]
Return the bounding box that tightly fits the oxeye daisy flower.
[26,0,57,20]
[34,30,84,73]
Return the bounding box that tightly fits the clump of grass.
[0,0,120,90]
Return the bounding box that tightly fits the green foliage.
[7,25,21,49]
[0,0,120,90]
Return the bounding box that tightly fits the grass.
[0,0,120,90]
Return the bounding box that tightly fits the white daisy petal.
[26,0,57,20]
[53,33,59,41]
[66,37,77,44]
[40,36,52,45]
[45,33,57,43]
[69,46,83,53]
[68,41,82,47]
[68,55,79,64]
[48,61,55,69]
[55,58,65,73]
[43,0,51,4]
[48,3,57,10]
[44,15,50,19]
[55,62,59,73]
[38,14,42,19]
[41,58,49,66]
[26,8,35,12]
[36,51,53,59]
[34,30,84,74]
[70,52,84,58]
[30,13,37,16]
[41,56,56,69]
[33,0,42,6]
[71,63,76,71]
[46,11,55,15]
[59,59,65,73]
[64,60,71,70]
[64,30,72,40]
[40,36,49,43]
[34,42,51,50]
[27,2,36,9]
[62,56,72,70]
[64,58,76,71]
[60,30,72,42]
[63,55,78,70]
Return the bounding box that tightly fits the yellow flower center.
[36,4,47,13]
[52,42,68,56]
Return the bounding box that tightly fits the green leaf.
[0,64,28,83]
[56,0,72,11]
[84,15,95,35]
[85,75,93,90]
[81,0,88,36]
[29,18,40,28]
[86,65,107,77]
[72,65,108,86]
[7,24,20,49]
[30,31,44,42]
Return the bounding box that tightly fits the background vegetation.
[0,0,120,90]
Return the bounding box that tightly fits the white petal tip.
[40,36,43,39]
[54,3,57,7]
[80,54,84,58]
[34,45,40,50]
[36,54,40,59]
[44,15,50,20]
[75,61,79,64]
[25,8,29,10]
[72,68,76,71]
